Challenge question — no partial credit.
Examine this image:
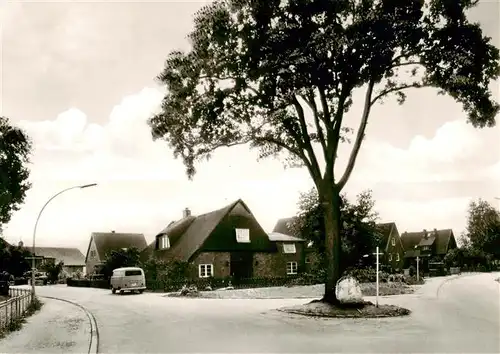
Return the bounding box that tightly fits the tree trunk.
[321,183,342,305]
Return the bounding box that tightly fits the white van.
[110,267,146,294]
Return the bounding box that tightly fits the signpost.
[363,246,384,308]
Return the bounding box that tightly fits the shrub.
[344,267,389,283]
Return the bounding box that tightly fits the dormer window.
[391,238,396,246]
[235,228,250,243]
[283,243,296,254]
[159,235,170,250]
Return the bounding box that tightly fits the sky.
[0,0,499,254]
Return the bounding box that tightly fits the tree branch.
[292,96,322,182]
[338,80,375,190]
[300,91,328,160]
[370,82,424,106]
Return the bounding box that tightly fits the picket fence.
[0,288,33,332]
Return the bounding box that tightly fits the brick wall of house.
[191,252,230,279]
[254,242,304,277]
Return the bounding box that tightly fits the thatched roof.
[86,232,147,262]
[272,217,298,236]
[151,199,276,261]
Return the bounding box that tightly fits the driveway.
[6,272,500,353]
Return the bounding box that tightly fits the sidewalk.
[0,297,90,354]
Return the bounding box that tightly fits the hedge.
[66,278,109,289]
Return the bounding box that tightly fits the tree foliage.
[289,189,381,272]
[41,261,64,283]
[149,0,499,302]
[0,241,32,277]
[101,248,141,279]
[0,117,32,227]
[463,199,500,257]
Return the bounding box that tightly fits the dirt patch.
[278,300,411,318]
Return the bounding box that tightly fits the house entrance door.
[230,252,253,284]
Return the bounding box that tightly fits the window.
[283,243,296,254]
[199,264,213,278]
[90,250,96,258]
[391,238,396,246]
[422,246,430,251]
[389,254,393,261]
[125,270,142,276]
[159,235,170,249]
[235,228,250,243]
[396,253,400,262]
[286,261,298,275]
[305,257,311,264]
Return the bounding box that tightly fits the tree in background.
[463,199,500,258]
[289,189,381,275]
[41,261,64,283]
[0,116,32,228]
[0,242,31,277]
[101,248,141,279]
[149,0,499,304]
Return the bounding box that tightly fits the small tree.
[42,261,64,283]
[0,116,32,229]
[463,199,500,258]
[101,248,141,279]
[289,188,381,274]
[149,0,500,303]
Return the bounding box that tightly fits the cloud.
[3,86,498,254]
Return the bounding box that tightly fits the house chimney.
[433,228,438,233]
[111,230,115,233]
[423,229,428,238]
[18,241,24,248]
[183,208,191,218]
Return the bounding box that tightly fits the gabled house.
[24,246,86,277]
[144,199,306,281]
[401,228,458,269]
[376,222,405,272]
[85,231,147,275]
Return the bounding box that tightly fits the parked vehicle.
[110,267,146,295]
[0,271,10,296]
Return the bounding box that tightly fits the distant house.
[23,246,86,277]
[376,222,405,272]
[85,231,147,275]
[143,199,306,281]
[266,232,307,277]
[401,228,458,270]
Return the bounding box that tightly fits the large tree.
[289,189,381,273]
[463,199,500,258]
[0,116,32,228]
[149,0,500,303]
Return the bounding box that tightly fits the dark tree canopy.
[0,116,32,227]
[150,0,499,185]
[289,189,382,272]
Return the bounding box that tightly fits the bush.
[344,267,390,283]
[402,275,424,285]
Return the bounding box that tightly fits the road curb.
[435,272,480,298]
[40,296,99,354]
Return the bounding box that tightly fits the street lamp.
[363,246,384,307]
[31,183,97,298]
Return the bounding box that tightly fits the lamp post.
[31,183,97,298]
[363,246,384,308]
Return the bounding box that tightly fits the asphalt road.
[9,273,500,353]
